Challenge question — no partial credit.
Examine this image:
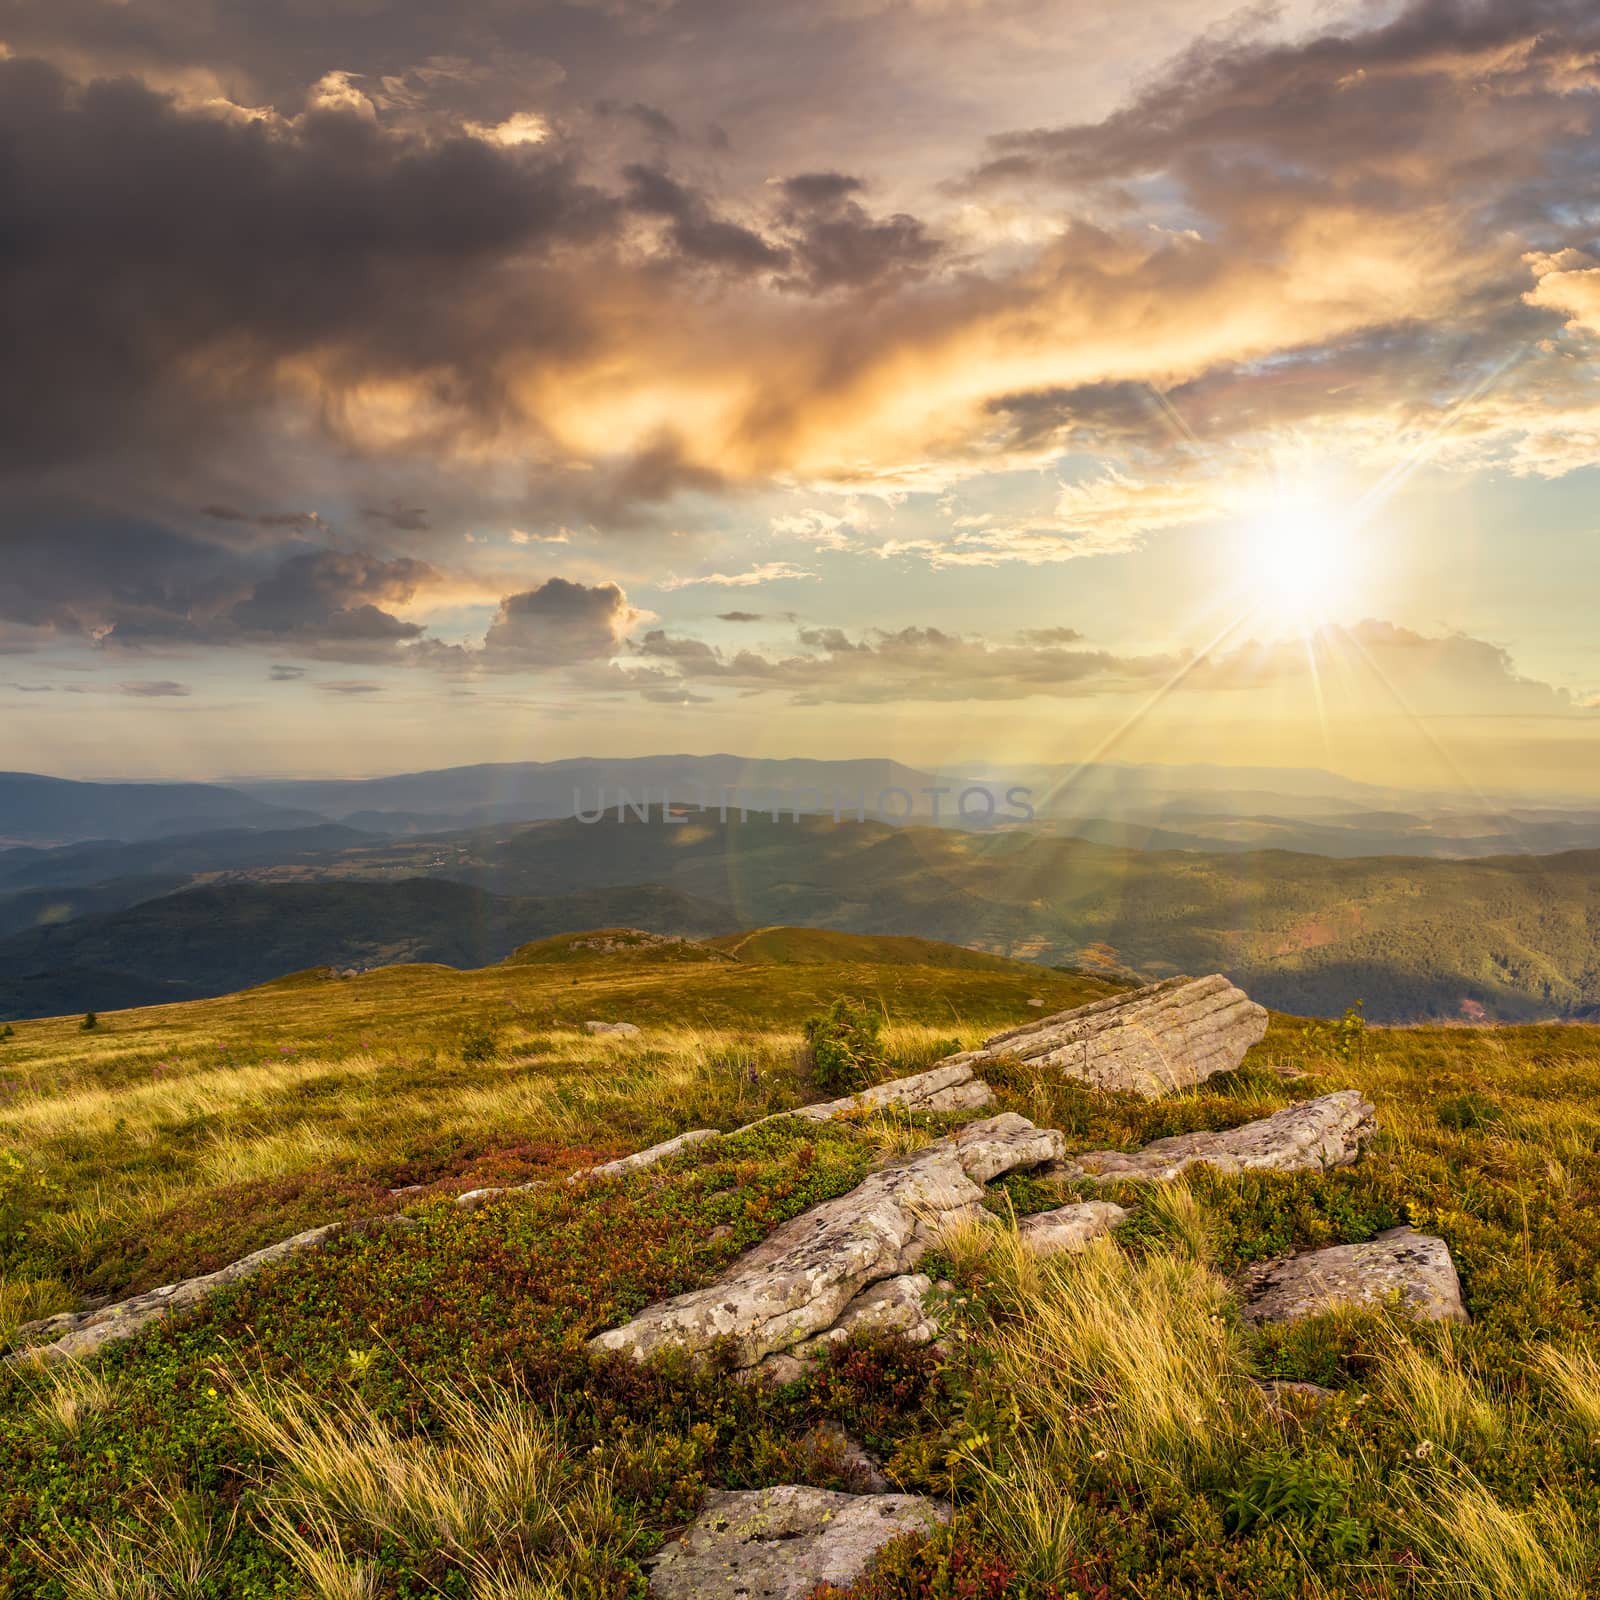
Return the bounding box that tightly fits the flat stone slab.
[590,1113,1064,1369]
[937,974,1268,1099]
[645,1486,949,1599]
[585,1020,642,1036]
[783,1061,993,1123]
[1055,1090,1376,1184]
[1241,1226,1468,1326]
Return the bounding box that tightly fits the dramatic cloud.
[623,621,1177,703]
[3,0,1598,770]
[482,578,640,667]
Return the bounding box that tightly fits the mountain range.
[1,806,1597,1024]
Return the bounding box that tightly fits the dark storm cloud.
[974,0,1600,230]
[0,504,439,657]
[0,56,617,476]
[622,164,789,273]
[228,550,436,644]
[595,100,681,143]
[481,578,639,667]
[772,172,944,294]
[200,505,328,531]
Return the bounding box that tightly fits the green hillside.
[458,817,1600,1021]
[8,945,1600,1596]
[707,925,1037,970]
[0,880,740,1019]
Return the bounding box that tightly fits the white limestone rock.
[12,1221,357,1363]
[1241,1226,1468,1326]
[783,1061,994,1123]
[939,974,1268,1099]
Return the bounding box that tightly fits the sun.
[1242,481,1361,626]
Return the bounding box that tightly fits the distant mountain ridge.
[0,773,326,845]
[2,815,1599,1023]
[0,880,738,1019]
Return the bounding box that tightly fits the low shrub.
[801,999,887,1096]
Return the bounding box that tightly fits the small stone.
[644,1486,949,1600]
[573,1128,720,1182]
[1241,1226,1468,1326]
[585,1020,642,1037]
[1254,1378,1337,1416]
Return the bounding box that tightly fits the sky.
[3,0,1600,792]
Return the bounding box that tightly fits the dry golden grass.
[232,1376,633,1598]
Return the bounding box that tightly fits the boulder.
[938,974,1267,1098]
[590,1114,1064,1369]
[1241,1226,1468,1326]
[1054,1090,1376,1184]
[645,1486,949,1600]
[585,1020,642,1037]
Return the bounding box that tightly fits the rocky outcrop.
[585,1020,643,1037]
[1017,1200,1129,1256]
[1241,1226,1468,1325]
[936,975,1268,1098]
[590,1113,1064,1369]
[781,1061,993,1123]
[1054,1091,1376,1184]
[11,1220,381,1363]
[644,1486,950,1599]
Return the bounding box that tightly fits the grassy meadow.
[3,932,1600,1596]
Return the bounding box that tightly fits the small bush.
[1301,1002,1366,1064]
[1438,1092,1504,1131]
[801,999,887,1096]
[458,1018,504,1065]
[0,1024,14,1041]
[79,1012,99,1032]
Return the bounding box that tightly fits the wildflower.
[1414,1440,1434,1459]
